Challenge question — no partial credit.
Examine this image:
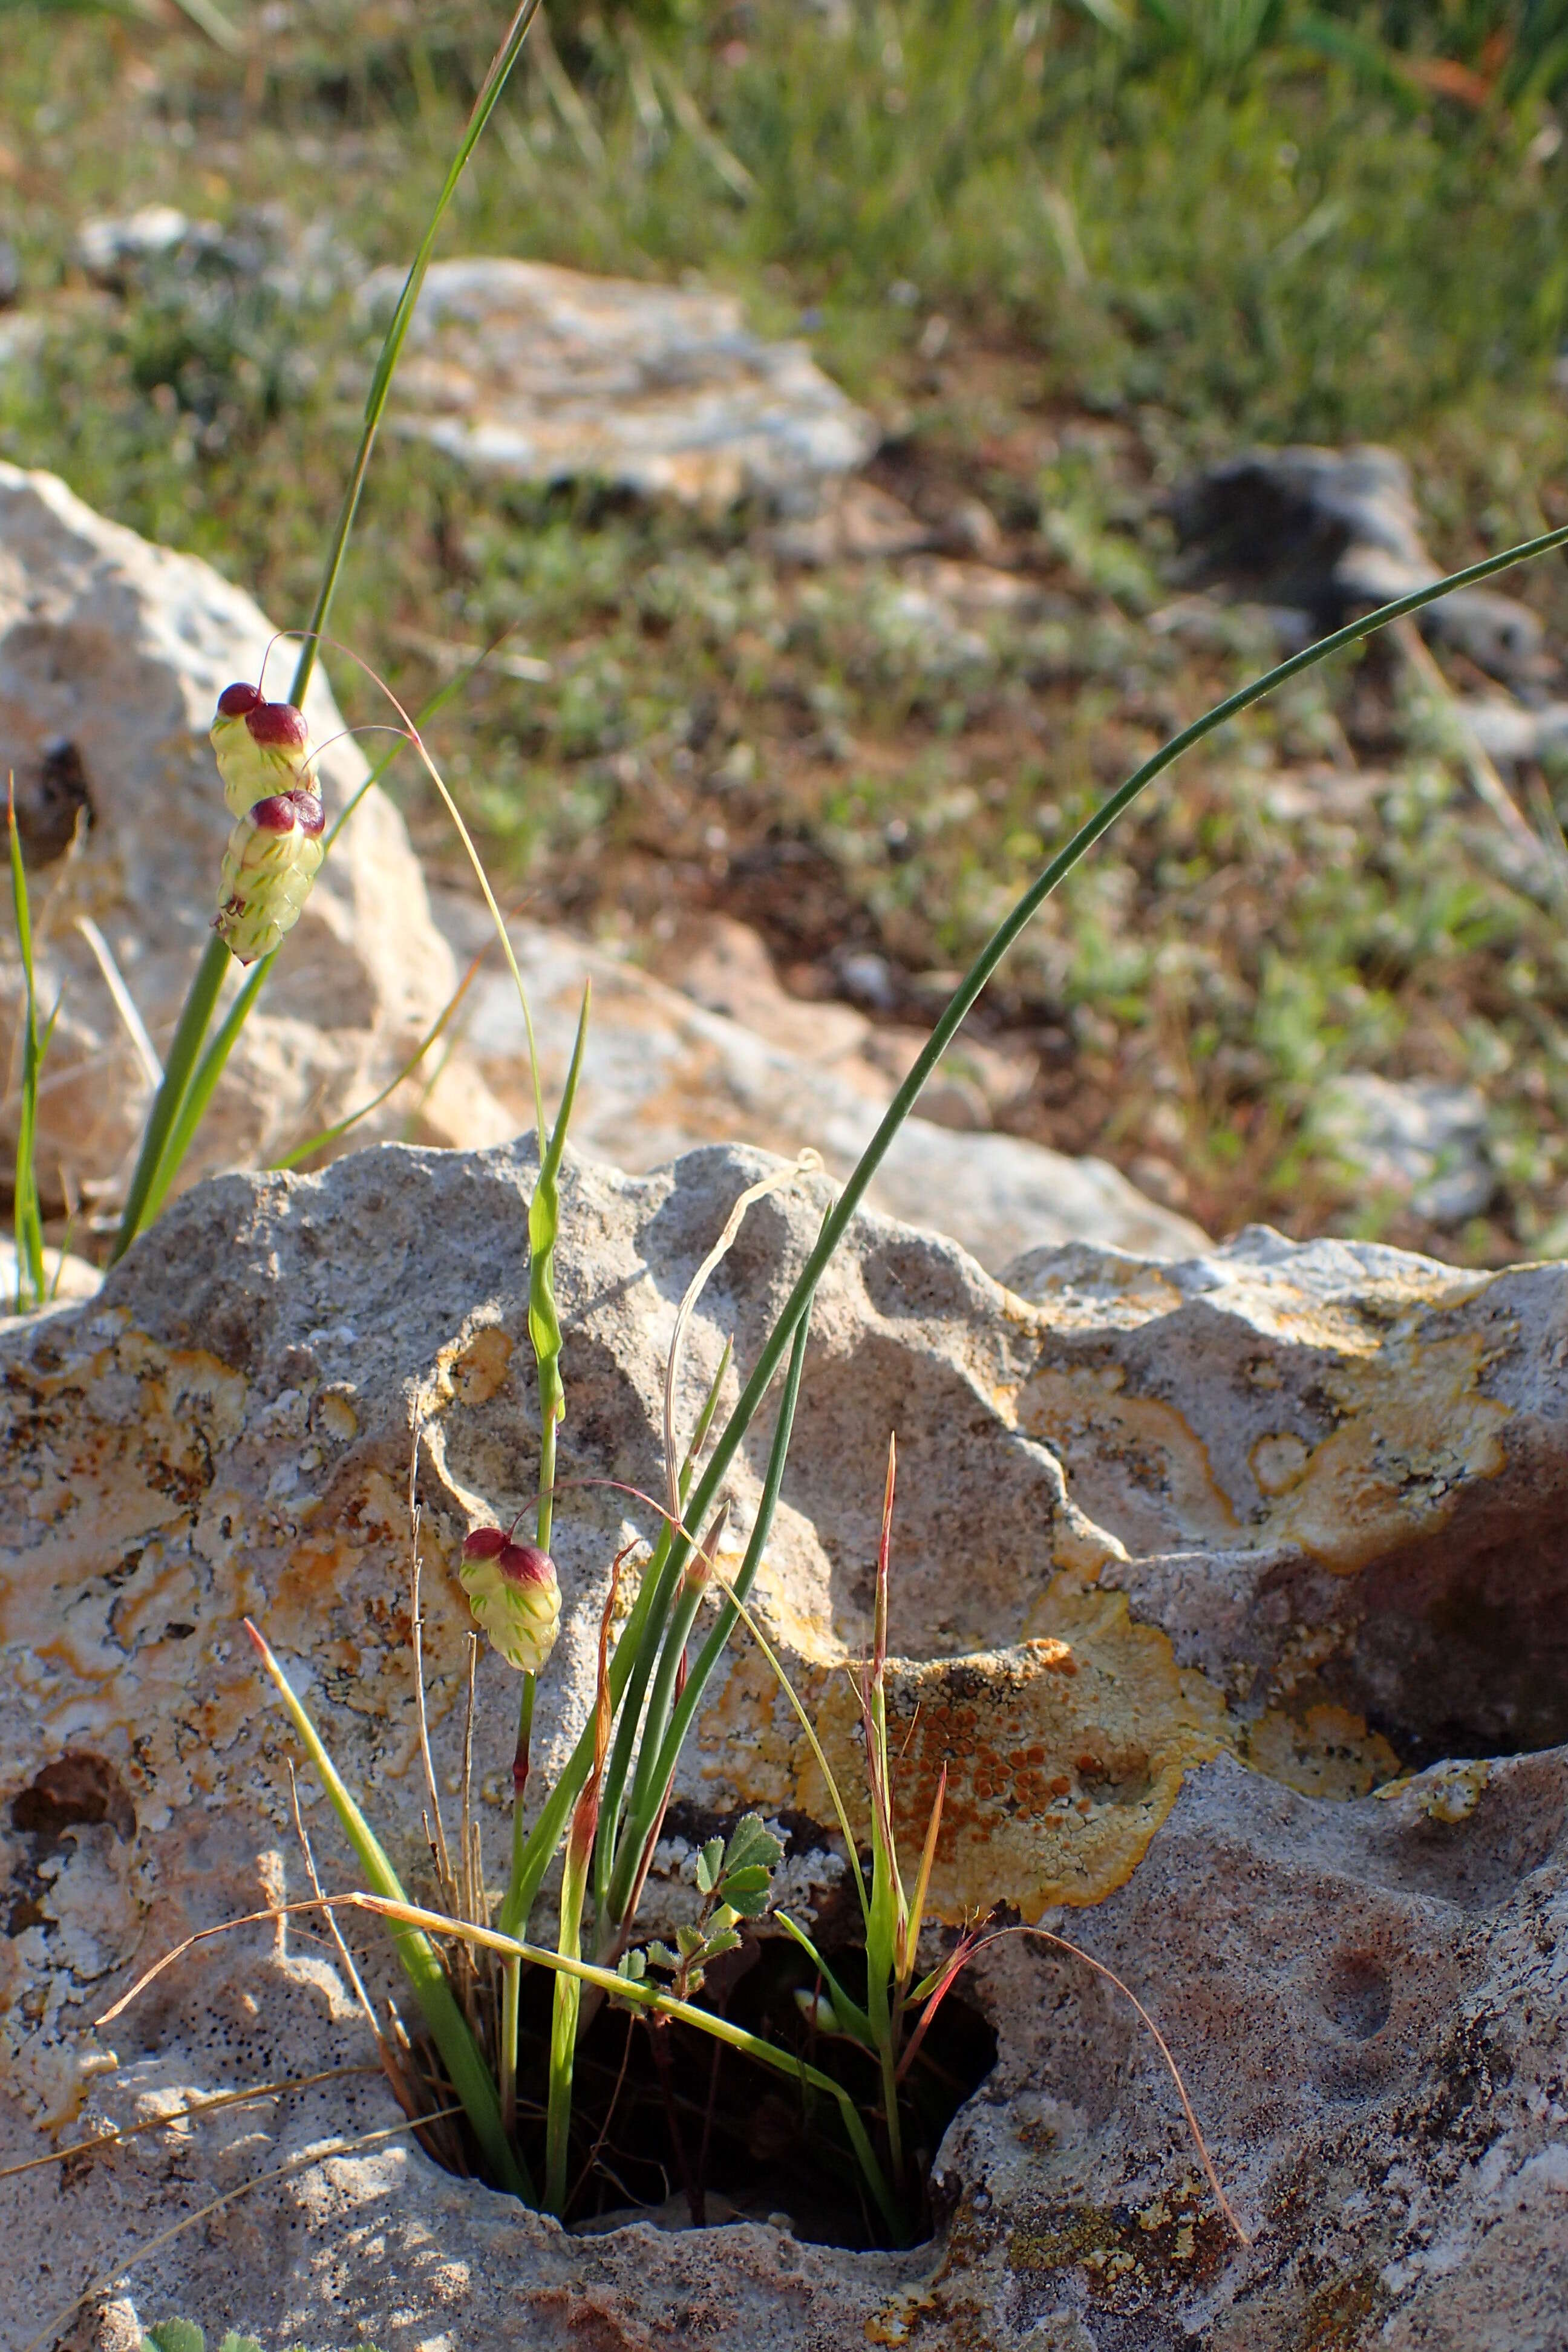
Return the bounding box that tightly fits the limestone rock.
[1308,1071,1494,1224]
[2,1142,1567,2347]
[0,464,505,1209]
[358,257,880,508]
[1172,444,1546,679]
[431,890,1208,1269]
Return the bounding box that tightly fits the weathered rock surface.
[0,465,503,1207]
[4,1141,1567,2348]
[359,257,879,507]
[1172,444,1547,679]
[431,889,1208,1269]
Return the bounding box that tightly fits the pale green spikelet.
[212,789,327,965]
[210,682,320,817]
[461,1528,562,1676]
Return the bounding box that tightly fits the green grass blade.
[243,1619,531,2201]
[7,785,48,1312]
[773,1912,874,2048]
[528,982,589,1554]
[285,0,543,713]
[344,1891,905,2243]
[607,1302,821,1928]
[116,0,543,1264]
[545,1830,588,2214]
[500,519,1568,1955]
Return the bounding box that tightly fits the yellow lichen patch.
[1016,1364,1239,1551]
[1376,1757,1494,1823]
[703,1580,1227,1921]
[1243,1703,1402,1800]
[439,1322,514,1406]
[1266,1328,1511,1575]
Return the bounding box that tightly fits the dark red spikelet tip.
[245,699,310,750]
[216,681,264,719]
[498,1541,554,1588]
[292,790,326,837]
[248,793,301,835]
[463,1526,508,1561]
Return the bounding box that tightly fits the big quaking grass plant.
[22,0,1566,2258]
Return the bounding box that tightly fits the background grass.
[2,0,1567,1258]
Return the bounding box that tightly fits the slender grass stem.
[111,8,545,1263]
[285,0,543,714]
[244,1621,531,2199]
[6,786,50,1312]
[110,932,230,1261]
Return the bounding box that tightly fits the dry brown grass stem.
[661,1146,822,1525]
[0,2065,378,2186]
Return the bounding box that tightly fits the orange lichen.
[701,1578,1228,1921]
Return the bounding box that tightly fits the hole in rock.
[10,1752,136,1843]
[1322,1950,1393,2041]
[1301,1517,1568,1772]
[407,1931,996,2247]
[13,738,94,866]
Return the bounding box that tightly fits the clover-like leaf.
[723,1815,785,1878]
[717,1864,774,1916]
[618,1949,648,1983]
[695,1835,725,1895]
[144,2325,204,2352]
[645,1941,681,1973]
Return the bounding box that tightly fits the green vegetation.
[4,2,1568,1256]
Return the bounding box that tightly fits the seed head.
[211,684,319,817]
[460,1527,561,1676]
[212,788,327,964]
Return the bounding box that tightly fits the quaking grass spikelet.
[462,1527,562,1677]
[209,681,327,965]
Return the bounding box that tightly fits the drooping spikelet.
[212,787,327,965]
[460,1526,562,1676]
[210,681,320,817]
[209,681,327,964]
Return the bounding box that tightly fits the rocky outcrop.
[1171,444,1546,677]
[3,1140,1566,2348]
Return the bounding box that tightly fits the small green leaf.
[646,1941,681,1973]
[695,1835,725,1894]
[216,2336,264,2352]
[702,1927,742,1961]
[717,1864,774,1915]
[618,1948,648,1982]
[724,1814,784,1876]
[708,1900,740,1937]
[675,1922,705,1958]
[145,2323,204,2352]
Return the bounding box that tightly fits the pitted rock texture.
[2,1141,1566,2350]
[0,463,503,1206]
